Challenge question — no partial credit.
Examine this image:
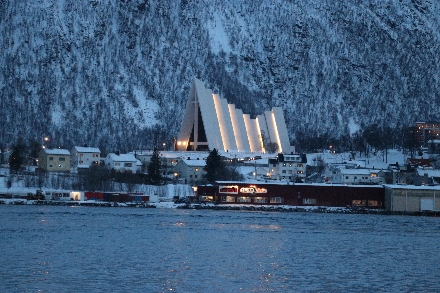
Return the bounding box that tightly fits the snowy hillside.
[1,0,440,151]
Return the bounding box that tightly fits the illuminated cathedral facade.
[176,78,293,153]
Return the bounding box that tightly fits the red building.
[196,182,384,209]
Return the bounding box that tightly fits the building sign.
[219,185,238,194]
[239,186,267,194]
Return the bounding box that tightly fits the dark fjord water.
[1,205,439,293]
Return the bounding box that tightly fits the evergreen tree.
[9,140,26,173]
[204,148,224,184]
[147,148,162,185]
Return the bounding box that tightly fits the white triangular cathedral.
[176,78,293,153]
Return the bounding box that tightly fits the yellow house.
[38,148,71,172]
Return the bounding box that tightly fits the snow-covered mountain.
[1,0,439,151]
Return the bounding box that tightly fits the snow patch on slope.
[124,86,159,128]
[206,13,232,55]
[348,118,360,135]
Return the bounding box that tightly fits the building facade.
[268,153,307,181]
[71,146,101,169]
[173,159,206,185]
[196,182,385,208]
[38,149,71,172]
[105,153,141,173]
[176,78,293,153]
[415,121,440,147]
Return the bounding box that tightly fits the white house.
[173,159,206,185]
[268,153,307,181]
[71,146,101,169]
[105,153,142,173]
[327,165,385,185]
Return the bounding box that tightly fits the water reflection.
[0,206,439,292]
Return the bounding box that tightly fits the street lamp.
[42,136,50,149]
[163,142,166,151]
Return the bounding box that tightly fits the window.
[49,164,53,168]
[282,170,286,174]
[93,154,99,157]
[58,164,65,168]
[345,176,349,179]
[189,175,193,178]
[288,170,293,174]
[354,176,357,179]
[303,198,317,205]
[79,160,83,164]
[49,157,53,161]
[195,168,199,172]
[115,163,120,166]
[270,197,284,204]
[237,197,251,203]
[298,164,303,167]
[200,195,214,202]
[368,200,381,207]
[297,171,303,174]
[221,196,235,202]
[254,197,268,203]
[59,157,65,161]
[195,175,198,178]
[352,200,366,206]
[124,163,132,167]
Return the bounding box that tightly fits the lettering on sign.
[219,185,238,194]
[239,186,267,194]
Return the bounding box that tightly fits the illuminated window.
[368,200,381,207]
[237,197,251,203]
[352,200,366,206]
[221,196,235,202]
[124,163,132,167]
[195,168,199,172]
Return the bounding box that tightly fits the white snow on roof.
[339,168,381,175]
[107,153,137,162]
[182,159,206,167]
[44,148,70,155]
[417,169,440,177]
[74,146,100,153]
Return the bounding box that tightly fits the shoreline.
[1,198,439,217]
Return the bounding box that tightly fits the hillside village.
[1,141,440,190]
